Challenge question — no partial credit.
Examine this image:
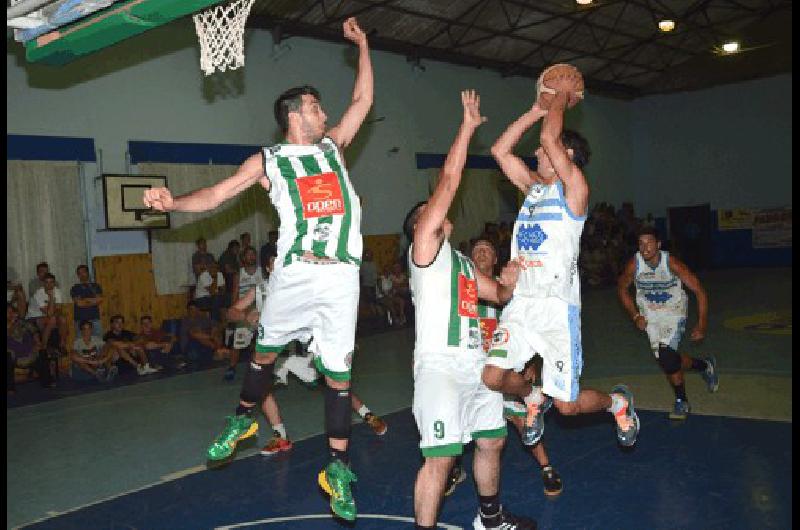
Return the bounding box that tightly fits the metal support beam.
[247,14,641,99]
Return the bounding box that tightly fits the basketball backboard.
[103,174,170,230]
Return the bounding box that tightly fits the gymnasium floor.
[7,267,792,529]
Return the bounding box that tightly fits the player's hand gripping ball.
[536,63,585,110]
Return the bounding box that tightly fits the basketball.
[536,63,585,109]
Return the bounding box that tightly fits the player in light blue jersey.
[482,85,640,450]
[618,226,719,420]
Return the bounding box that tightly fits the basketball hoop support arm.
[7,0,59,20]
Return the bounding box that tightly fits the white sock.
[273,423,287,438]
[607,393,626,415]
[357,404,370,418]
[523,386,544,407]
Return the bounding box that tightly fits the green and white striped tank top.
[477,297,500,355]
[409,239,482,357]
[263,137,362,268]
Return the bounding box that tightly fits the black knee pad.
[657,345,681,375]
[240,361,274,404]
[324,385,352,440]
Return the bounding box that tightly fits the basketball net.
[193,0,256,76]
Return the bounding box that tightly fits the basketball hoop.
[193,0,256,76]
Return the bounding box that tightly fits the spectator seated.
[7,303,55,391]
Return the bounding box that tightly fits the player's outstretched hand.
[343,17,367,47]
[143,187,175,212]
[689,325,706,341]
[461,89,487,129]
[498,260,521,288]
[634,314,648,331]
[227,306,245,322]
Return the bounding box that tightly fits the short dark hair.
[274,85,321,133]
[240,232,250,239]
[76,264,89,274]
[43,273,55,281]
[561,129,591,169]
[110,314,124,323]
[36,262,49,272]
[140,315,152,323]
[187,300,198,309]
[403,201,428,242]
[638,225,661,241]
[79,320,93,329]
[196,237,206,246]
[471,238,497,255]
[228,240,240,250]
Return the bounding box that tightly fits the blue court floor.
[22,407,791,530]
[9,268,792,529]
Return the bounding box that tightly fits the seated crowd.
[8,207,648,394]
[7,229,357,392]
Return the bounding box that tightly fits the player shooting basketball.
[480,64,642,449]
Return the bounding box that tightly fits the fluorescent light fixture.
[722,41,740,53]
[576,0,593,5]
[658,19,675,32]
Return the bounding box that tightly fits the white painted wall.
[630,74,792,217]
[7,19,790,257]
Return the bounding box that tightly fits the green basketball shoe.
[206,415,259,461]
[318,459,357,521]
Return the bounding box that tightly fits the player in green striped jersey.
[144,17,373,522]
[446,239,563,498]
[405,90,535,530]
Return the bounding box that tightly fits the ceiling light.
[658,19,675,32]
[722,41,740,53]
[576,0,593,5]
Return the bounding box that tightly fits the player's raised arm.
[491,103,547,193]
[413,90,486,266]
[143,153,266,213]
[326,17,373,149]
[540,91,588,216]
[490,103,547,193]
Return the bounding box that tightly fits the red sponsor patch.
[296,172,345,219]
[458,274,478,318]
[479,317,498,352]
[517,256,544,269]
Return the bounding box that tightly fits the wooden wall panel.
[363,233,402,275]
[55,241,401,351]
[15,255,186,383]
[92,254,187,333]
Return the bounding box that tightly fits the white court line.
[216,513,462,529]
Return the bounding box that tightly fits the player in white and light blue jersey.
[482,88,640,449]
[618,226,719,420]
